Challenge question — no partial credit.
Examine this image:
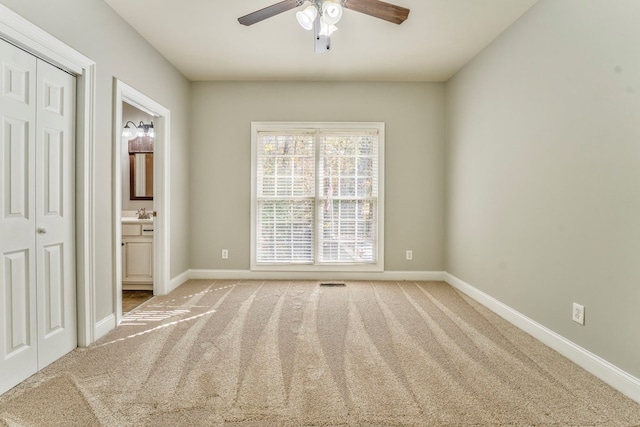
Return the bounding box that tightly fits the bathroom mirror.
[128,135,154,200]
[130,152,153,200]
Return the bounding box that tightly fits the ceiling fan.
[238,0,410,53]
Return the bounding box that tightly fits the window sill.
[250,263,384,273]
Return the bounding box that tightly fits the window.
[251,122,384,271]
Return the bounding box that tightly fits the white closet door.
[0,40,39,393]
[0,40,76,394]
[35,59,76,368]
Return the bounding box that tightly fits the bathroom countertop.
[121,217,154,224]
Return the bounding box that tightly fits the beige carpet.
[1,280,639,426]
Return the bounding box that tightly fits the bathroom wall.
[122,102,154,212]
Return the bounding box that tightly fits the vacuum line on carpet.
[96,309,218,348]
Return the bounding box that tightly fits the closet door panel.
[42,243,64,336]
[0,40,38,395]
[35,59,76,369]
[43,129,63,216]
[3,118,29,219]
[2,250,32,354]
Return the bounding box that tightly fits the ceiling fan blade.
[343,0,410,25]
[238,0,301,26]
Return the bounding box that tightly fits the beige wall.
[446,0,640,378]
[189,81,445,272]
[0,0,191,322]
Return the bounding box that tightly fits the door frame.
[0,4,97,346]
[113,79,170,324]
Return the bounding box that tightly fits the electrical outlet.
[406,250,413,261]
[221,249,229,260]
[572,303,585,325]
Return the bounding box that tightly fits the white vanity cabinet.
[122,220,154,290]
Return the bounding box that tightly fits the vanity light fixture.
[123,120,155,138]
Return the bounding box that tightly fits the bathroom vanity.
[122,218,154,290]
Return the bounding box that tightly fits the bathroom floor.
[122,290,154,313]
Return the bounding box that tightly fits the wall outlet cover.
[572,302,585,325]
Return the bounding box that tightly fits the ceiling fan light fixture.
[238,0,410,53]
[296,5,318,31]
[321,1,343,25]
[319,21,338,37]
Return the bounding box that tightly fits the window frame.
[250,122,385,272]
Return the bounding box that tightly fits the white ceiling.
[104,0,538,82]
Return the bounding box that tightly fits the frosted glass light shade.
[321,1,343,25]
[296,5,318,31]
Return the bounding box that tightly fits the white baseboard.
[168,270,190,293]
[187,269,446,282]
[444,273,640,404]
[94,314,116,341]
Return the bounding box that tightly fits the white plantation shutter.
[252,123,384,270]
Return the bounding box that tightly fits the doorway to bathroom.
[113,80,171,324]
[121,102,155,312]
